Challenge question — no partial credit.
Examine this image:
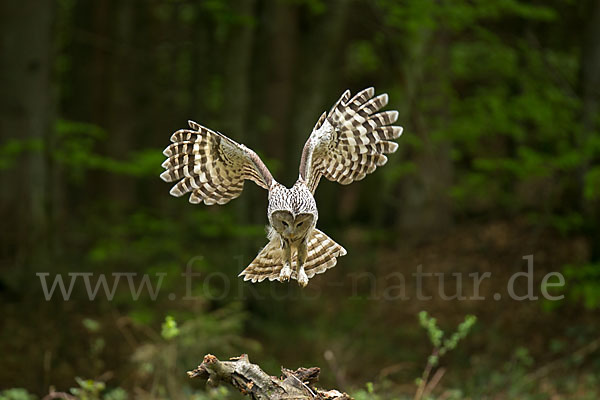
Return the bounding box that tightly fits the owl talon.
[297,268,309,287]
[279,264,292,282]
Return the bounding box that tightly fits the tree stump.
[187,354,351,400]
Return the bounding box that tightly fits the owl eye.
[297,221,303,227]
[282,221,289,227]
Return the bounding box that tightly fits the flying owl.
[161,87,402,287]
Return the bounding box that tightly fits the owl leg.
[296,238,309,287]
[279,239,292,282]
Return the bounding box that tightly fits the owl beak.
[286,229,298,241]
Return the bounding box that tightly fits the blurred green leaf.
[161,315,180,340]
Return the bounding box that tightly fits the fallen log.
[187,354,351,400]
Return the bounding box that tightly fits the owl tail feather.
[238,229,346,284]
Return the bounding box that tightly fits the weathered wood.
[187,354,351,400]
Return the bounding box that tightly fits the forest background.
[1,0,600,399]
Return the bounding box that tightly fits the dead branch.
[187,354,352,400]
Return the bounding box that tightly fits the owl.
[161,87,402,287]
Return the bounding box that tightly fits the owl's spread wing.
[299,87,403,193]
[161,121,273,205]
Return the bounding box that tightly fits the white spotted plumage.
[161,87,402,287]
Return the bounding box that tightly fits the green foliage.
[485,347,536,396]
[188,387,231,400]
[54,119,163,180]
[447,31,585,214]
[347,40,379,77]
[83,318,101,333]
[0,389,36,400]
[561,263,600,309]
[68,378,128,400]
[352,381,383,400]
[131,302,257,398]
[102,388,128,400]
[199,0,256,42]
[285,0,326,15]
[70,378,105,400]
[0,139,43,170]
[352,313,477,400]
[373,0,598,233]
[161,315,180,340]
[418,312,476,361]
[584,166,600,201]
[414,313,477,400]
[0,119,165,179]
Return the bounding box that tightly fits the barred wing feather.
[161,121,273,205]
[299,87,403,193]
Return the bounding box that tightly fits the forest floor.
[247,218,599,399]
[1,219,598,399]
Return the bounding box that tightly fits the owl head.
[271,210,314,241]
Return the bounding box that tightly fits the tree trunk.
[579,0,600,257]
[289,1,349,219]
[398,26,453,238]
[0,0,54,266]
[222,0,256,143]
[106,0,136,205]
[263,2,298,182]
[222,0,258,255]
[291,1,349,164]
